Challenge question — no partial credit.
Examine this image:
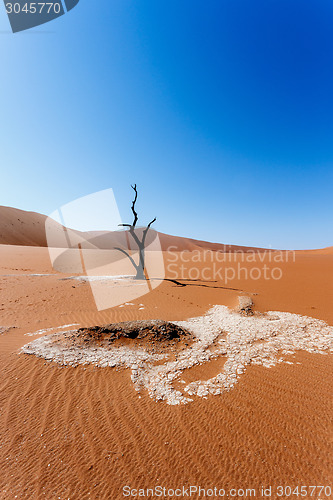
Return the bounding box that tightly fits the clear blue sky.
[0,0,332,249]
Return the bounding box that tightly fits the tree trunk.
[135,247,145,280]
[135,267,145,280]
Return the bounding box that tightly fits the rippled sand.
[0,244,332,498]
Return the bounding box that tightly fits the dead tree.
[115,184,156,280]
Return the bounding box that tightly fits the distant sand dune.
[0,205,273,253]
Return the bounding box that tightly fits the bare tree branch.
[118,224,142,248]
[142,217,157,246]
[147,217,157,228]
[129,226,141,248]
[114,247,138,272]
[130,184,138,228]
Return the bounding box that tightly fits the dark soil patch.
[70,320,194,353]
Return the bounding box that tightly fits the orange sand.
[0,213,332,498]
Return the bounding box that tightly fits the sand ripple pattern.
[21,306,333,405]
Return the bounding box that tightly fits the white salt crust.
[24,324,79,337]
[21,306,333,405]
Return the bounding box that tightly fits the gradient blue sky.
[0,0,332,249]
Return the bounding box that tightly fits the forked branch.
[114,247,138,272]
[130,184,138,228]
[142,217,157,246]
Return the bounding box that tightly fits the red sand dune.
[0,206,61,247]
[0,205,270,253]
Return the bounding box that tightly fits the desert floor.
[0,244,332,499]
